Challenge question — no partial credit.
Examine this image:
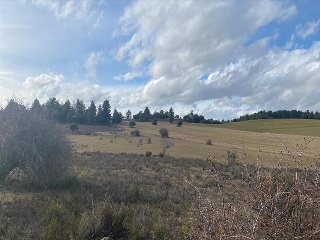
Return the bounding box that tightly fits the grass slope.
[69,121,320,168]
[213,119,320,137]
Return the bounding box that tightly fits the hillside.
[213,119,320,137]
[69,120,320,168]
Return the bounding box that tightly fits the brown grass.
[69,121,320,168]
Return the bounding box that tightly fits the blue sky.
[1,0,320,119]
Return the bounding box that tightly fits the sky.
[1,0,320,120]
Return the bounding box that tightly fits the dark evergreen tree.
[30,98,43,115]
[112,109,122,124]
[101,100,111,125]
[142,107,152,121]
[60,100,72,123]
[45,97,60,121]
[74,99,86,124]
[86,100,97,125]
[168,107,174,123]
[96,104,104,125]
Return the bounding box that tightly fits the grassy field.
[1,120,320,239]
[69,120,320,168]
[213,119,320,136]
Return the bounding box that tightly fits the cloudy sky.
[1,0,320,119]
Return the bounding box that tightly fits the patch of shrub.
[177,121,182,127]
[145,151,152,157]
[130,129,140,137]
[69,123,79,131]
[159,128,169,138]
[0,100,71,186]
[129,121,136,128]
[152,118,158,125]
[227,150,236,165]
[206,139,212,145]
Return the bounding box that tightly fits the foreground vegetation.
[1,152,319,239]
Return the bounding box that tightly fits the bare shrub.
[159,128,169,138]
[0,100,71,186]
[187,145,320,240]
[130,129,140,137]
[69,123,79,131]
[206,139,212,145]
[147,137,151,144]
[128,121,136,128]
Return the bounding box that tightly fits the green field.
[211,119,320,137]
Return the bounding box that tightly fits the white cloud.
[24,73,63,98]
[295,19,320,39]
[85,51,103,80]
[32,0,104,21]
[24,72,111,105]
[113,71,142,81]
[112,0,320,119]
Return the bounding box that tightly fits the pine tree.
[45,97,60,121]
[168,107,174,123]
[60,100,72,123]
[86,100,97,125]
[101,100,111,125]
[74,99,86,124]
[112,109,122,124]
[96,104,103,125]
[30,99,43,115]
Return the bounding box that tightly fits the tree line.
[25,98,223,125]
[232,109,320,122]
[4,98,317,126]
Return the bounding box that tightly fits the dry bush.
[128,121,136,128]
[0,100,71,186]
[187,153,320,239]
[159,128,169,138]
[130,129,140,137]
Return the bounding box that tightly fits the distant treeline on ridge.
[1,98,319,126]
[232,109,320,122]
